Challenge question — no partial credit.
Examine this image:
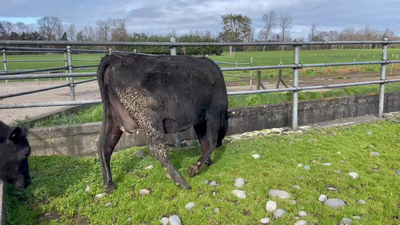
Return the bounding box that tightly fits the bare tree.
[205,30,211,38]
[37,16,62,40]
[1,21,14,35]
[55,23,64,40]
[15,22,27,34]
[96,19,112,41]
[309,24,317,41]
[67,24,76,41]
[110,18,128,41]
[279,14,293,50]
[261,11,276,41]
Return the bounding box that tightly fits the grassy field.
[12,83,400,128]
[6,119,400,224]
[2,49,400,82]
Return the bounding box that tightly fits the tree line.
[0,13,398,55]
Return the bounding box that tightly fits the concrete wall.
[27,92,400,157]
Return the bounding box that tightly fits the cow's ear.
[8,127,26,143]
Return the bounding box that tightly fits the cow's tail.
[97,54,120,103]
[227,109,241,119]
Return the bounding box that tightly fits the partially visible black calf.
[0,121,31,189]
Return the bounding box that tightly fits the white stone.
[273,209,286,219]
[357,199,366,205]
[304,166,311,170]
[232,190,246,199]
[268,189,291,199]
[260,217,270,224]
[266,201,277,212]
[370,152,380,156]
[85,185,90,192]
[139,189,151,196]
[348,172,359,179]
[209,181,219,186]
[105,202,112,207]
[337,151,341,154]
[297,164,303,167]
[298,211,307,217]
[204,179,210,185]
[169,215,182,225]
[252,154,261,159]
[234,178,245,188]
[319,194,327,202]
[214,208,220,213]
[293,185,301,190]
[294,220,307,225]
[160,217,169,225]
[290,200,297,205]
[127,217,132,222]
[95,193,107,198]
[339,218,352,225]
[324,198,346,209]
[322,163,332,166]
[185,202,196,210]
[145,165,154,170]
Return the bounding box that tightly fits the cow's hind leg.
[145,119,191,189]
[188,111,220,177]
[194,122,213,166]
[98,101,122,193]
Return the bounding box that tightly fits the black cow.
[0,121,31,189]
[97,53,236,192]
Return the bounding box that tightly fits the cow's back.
[104,54,228,132]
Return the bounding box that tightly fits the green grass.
[6,120,400,224]
[2,49,400,82]
[13,83,400,129]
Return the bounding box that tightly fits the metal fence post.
[170,37,182,148]
[2,50,7,83]
[378,38,389,118]
[64,51,68,81]
[292,40,301,130]
[250,57,253,90]
[67,46,75,101]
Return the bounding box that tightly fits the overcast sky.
[1,0,399,39]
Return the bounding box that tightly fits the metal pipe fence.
[0,38,399,133]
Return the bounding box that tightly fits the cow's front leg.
[150,142,191,189]
[144,123,191,189]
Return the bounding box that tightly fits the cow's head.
[0,126,31,189]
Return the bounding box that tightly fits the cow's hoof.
[188,164,199,178]
[205,158,214,166]
[105,183,116,194]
